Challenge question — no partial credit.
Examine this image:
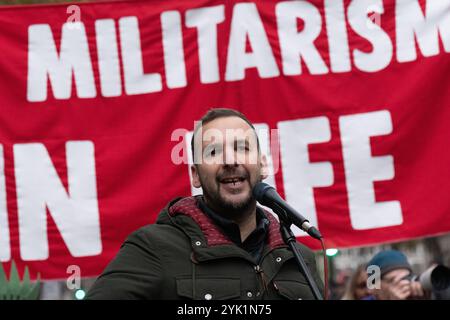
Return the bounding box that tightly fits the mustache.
[216,169,249,182]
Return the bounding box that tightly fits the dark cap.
[367,250,412,277]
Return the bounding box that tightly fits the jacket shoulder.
[127,222,187,245]
[294,241,316,263]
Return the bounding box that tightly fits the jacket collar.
[167,196,286,250]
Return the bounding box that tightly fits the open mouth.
[219,176,246,186]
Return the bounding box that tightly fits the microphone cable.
[319,238,329,300]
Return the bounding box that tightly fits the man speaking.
[87,108,323,300]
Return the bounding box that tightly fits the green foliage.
[0,261,40,300]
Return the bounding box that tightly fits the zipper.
[254,264,269,295]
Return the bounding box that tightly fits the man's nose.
[223,145,237,166]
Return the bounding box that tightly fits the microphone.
[253,182,322,240]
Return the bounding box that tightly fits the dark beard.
[201,177,259,220]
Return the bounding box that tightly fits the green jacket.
[87,196,324,300]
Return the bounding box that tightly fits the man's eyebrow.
[202,142,222,149]
[235,138,249,144]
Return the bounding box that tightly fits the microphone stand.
[273,204,324,300]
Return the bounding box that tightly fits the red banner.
[0,0,449,280]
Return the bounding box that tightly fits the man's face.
[381,269,411,287]
[191,116,268,218]
[378,268,411,300]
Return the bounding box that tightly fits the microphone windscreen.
[252,182,273,203]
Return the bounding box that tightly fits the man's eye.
[236,144,249,152]
[384,278,394,284]
[204,145,221,157]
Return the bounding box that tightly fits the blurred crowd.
[332,249,450,300]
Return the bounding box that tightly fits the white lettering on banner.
[396,0,450,63]
[95,19,122,97]
[26,1,450,101]
[347,0,393,72]
[276,1,329,75]
[161,11,187,89]
[278,117,334,236]
[13,141,101,261]
[119,17,163,95]
[225,3,280,81]
[339,110,403,230]
[186,5,225,84]
[324,0,351,73]
[253,124,278,189]
[27,22,96,102]
[0,145,10,261]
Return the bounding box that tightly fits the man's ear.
[260,154,269,180]
[191,165,202,188]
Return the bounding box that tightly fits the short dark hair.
[190,108,260,162]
